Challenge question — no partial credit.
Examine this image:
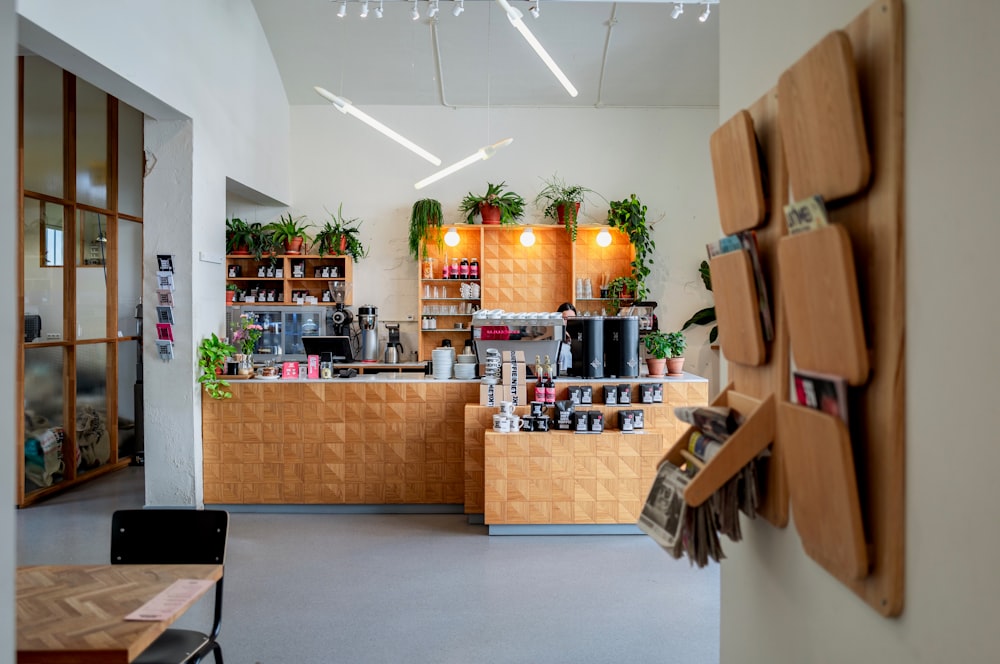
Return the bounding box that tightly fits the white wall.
[290,105,721,378]
[719,1,1000,662]
[16,0,291,505]
[1,0,18,657]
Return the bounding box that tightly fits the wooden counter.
[202,378,478,505]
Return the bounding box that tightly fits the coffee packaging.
[618,384,632,405]
[603,385,618,405]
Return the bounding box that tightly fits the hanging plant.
[408,198,443,260]
[607,194,654,302]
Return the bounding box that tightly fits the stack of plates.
[453,363,476,380]
[431,347,455,380]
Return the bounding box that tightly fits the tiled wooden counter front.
[464,377,710,521]
[202,380,479,504]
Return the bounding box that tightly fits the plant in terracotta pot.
[607,276,639,312]
[459,182,525,226]
[225,283,239,305]
[607,194,655,302]
[642,330,670,377]
[226,217,270,260]
[267,213,312,255]
[408,198,443,260]
[664,331,688,376]
[197,333,237,400]
[314,204,368,263]
[533,175,600,241]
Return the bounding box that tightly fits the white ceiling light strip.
[494,0,578,98]
[314,86,442,165]
[414,138,513,190]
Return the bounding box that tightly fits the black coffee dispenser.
[567,316,605,378]
[603,316,640,377]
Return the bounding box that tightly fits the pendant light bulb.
[444,227,461,247]
[520,227,536,247]
[699,4,711,22]
[453,0,464,17]
[337,0,347,18]
[671,3,683,20]
[596,228,612,247]
[411,0,420,20]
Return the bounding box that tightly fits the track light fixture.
[671,3,683,19]
[529,1,540,19]
[414,138,514,190]
[337,0,347,18]
[699,3,711,22]
[375,0,383,18]
[495,0,578,98]
[453,0,464,17]
[360,0,369,18]
[428,0,439,18]
[314,86,441,165]
[411,0,420,20]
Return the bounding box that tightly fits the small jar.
[320,361,333,379]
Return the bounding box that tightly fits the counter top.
[230,372,708,385]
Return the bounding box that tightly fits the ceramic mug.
[499,401,515,416]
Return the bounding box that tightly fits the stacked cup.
[483,348,502,385]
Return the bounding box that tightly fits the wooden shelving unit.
[226,254,353,307]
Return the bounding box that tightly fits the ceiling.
[251,0,720,108]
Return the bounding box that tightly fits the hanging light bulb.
[596,228,612,247]
[360,0,369,18]
[375,0,383,17]
[452,0,464,17]
[444,227,460,247]
[520,227,536,247]
[337,0,347,18]
[671,3,684,20]
[411,0,420,20]
[699,3,711,22]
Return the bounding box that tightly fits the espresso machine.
[384,323,403,364]
[358,305,379,362]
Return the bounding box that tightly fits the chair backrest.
[111,509,228,565]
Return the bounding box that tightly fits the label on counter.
[281,362,299,379]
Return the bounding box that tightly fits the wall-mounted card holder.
[662,385,775,508]
[777,401,869,581]
[777,224,869,385]
[711,109,768,235]
[710,250,766,367]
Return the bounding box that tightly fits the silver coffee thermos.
[384,344,398,364]
[358,305,379,362]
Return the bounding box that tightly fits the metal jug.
[384,344,398,364]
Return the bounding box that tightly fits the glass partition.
[118,102,143,217]
[117,340,139,458]
[76,210,109,339]
[117,218,142,336]
[23,197,66,342]
[76,343,111,472]
[24,345,67,490]
[22,57,64,198]
[75,78,108,209]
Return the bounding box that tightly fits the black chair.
[110,509,229,664]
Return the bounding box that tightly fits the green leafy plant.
[313,204,368,263]
[226,283,238,292]
[607,194,655,302]
[607,276,639,311]
[533,175,601,241]
[197,333,237,400]
[664,330,687,358]
[643,330,671,360]
[682,260,718,343]
[225,217,271,260]
[266,213,312,252]
[408,198,443,260]
[459,182,525,226]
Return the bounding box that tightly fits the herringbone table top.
[17,564,222,664]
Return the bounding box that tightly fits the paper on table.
[125,579,215,621]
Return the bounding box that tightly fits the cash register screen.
[302,336,354,362]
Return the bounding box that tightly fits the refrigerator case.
[227,307,326,357]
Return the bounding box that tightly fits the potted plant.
[607,276,639,312]
[459,182,525,226]
[197,333,237,400]
[314,204,368,263]
[607,194,655,302]
[533,175,600,241]
[226,218,271,260]
[664,331,688,375]
[408,198,443,260]
[642,330,670,377]
[267,213,312,255]
[225,283,239,305]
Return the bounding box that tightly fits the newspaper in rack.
[638,462,689,557]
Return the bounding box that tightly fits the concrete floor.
[17,467,720,663]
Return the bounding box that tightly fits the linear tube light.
[494,0,578,98]
[414,138,514,190]
[313,86,441,166]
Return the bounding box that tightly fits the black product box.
[653,383,664,403]
[632,409,645,429]
[580,385,593,405]
[618,384,632,405]
[588,411,604,433]
[555,401,575,430]
[567,386,582,406]
[640,384,655,404]
[574,410,591,432]
[618,410,635,433]
[603,384,618,405]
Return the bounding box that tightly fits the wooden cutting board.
[778,30,871,202]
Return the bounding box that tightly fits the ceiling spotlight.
[411,0,420,20]
[428,0,439,18]
[699,3,711,22]
[375,0,383,18]
[452,0,464,17]
[529,1,540,19]
[360,0,369,18]
[336,0,347,18]
[671,3,683,20]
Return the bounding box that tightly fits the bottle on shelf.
[442,254,450,279]
[460,257,470,279]
[422,257,434,279]
[543,355,556,406]
[451,257,460,279]
[534,355,544,403]
[470,258,479,279]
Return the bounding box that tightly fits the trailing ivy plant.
[408,198,443,260]
[607,194,654,302]
[682,260,718,343]
[197,333,237,400]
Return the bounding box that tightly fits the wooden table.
[17,564,223,664]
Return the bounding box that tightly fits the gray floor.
[17,467,720,664]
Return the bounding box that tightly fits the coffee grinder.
[384,323,403,364]
[329,303,353,337]
[358,305,379,362]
